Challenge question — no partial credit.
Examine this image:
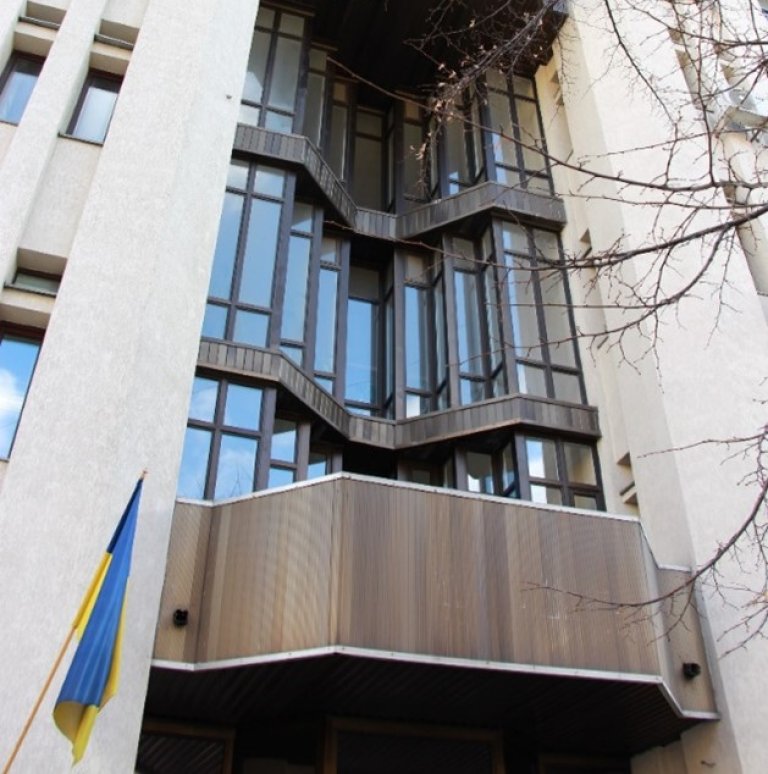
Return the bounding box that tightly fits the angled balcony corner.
[151,475,716,757]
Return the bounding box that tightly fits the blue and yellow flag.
[53,477,144,763]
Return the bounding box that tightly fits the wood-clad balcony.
[149,474,716,756]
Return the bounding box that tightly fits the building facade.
[0,0,767,771]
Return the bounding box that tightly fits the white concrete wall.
[554,2,768,771]
[0,1,259,772]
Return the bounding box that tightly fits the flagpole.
[2,627,76,774]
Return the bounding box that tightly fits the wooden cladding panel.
[232,127,567,240]
[335,481,657,674]
[154,503,212,663]
[195,483,337,662]
[198,342,599,448]
[158,479,715,715]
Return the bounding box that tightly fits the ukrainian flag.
[53,477,144,763]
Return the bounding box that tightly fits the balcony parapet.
[198,340,600,446]
[232,126,566,239]
[152,474,716,754]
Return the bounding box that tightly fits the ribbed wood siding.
[232,126,567,240]
[155,477,715,717]
[197,341,600,446]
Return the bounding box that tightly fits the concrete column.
[0,0,109,284]
[0,0,259,771]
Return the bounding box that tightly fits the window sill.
[58,132,105,147]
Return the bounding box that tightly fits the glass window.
[239,198,282,307]
[202,303,227,339]
[346,298,377,404]
[178,377,264,500]
[281,235,311,342]
[0,54,42,124]
[177,427,212,499]
[215,434,258,499]
[271,419,297,462]
[564,443,597,486]
[208,193,245,300]
[307,450,329,479]
[0,334,41,458]
[242,29,270,105]
[526,437,559,480]
[268,37,301,111]
[188,377,218,423]
[454,271,484,376]
[314,269,338,373]
[233,309,269,347]
[405,285,429,390]
[467,452,494,494]
[223,383,262,430]
[67,73,121,144]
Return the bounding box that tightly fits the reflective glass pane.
[314,269,338,372]
[357,110,383,136]
[188,377,218,422]
[444,116,471,184]
[346,298,377,404]
[239,103,260,125]
[304,72,326,146]
[454,271,484,375]
[349,265,379,299]
[70,79,119,143]
[460,378,486,405]
[513,76,535,98]
[202,303,227,339]
[488,90,517,168]
[564,443,597,485]
[467,452,494,494]
[553,371,582,404]
[279,12,304,35]
[224,383,262,430]
[233,309,269,347]
[227,159,249,189]
[309,48,327,70]
[540,269,576,367]
[526,174,552,195]
[501,444,517,494]
[328,105,348,178]
[264,110,293,133]
[515,98,545,172]
[504,259,542,359]
[484,267,503,370]
[215,434,258,499]
[0,336,40,457]
[353,136,383,209]
[405,285,429,389]
[517,363,547,396]
[405,254,429,284]
[530,485,563,505]
[282,236,311,341]
[502,223,528,253]
[292,203,314,233]
[254,166,285,197]
[573,493,598,510]
[271,418,297,462]
[526,437,559,480]
[321,236,339,265]
[268,36,301,111]
[242,29,270,103]
[268,466,295,488]
[486,69,507,90]
[208,192,244,299]
[434,277,447,380]
[307,451,329,479]
[177,427,212,499]
[239,198,282,307]
[405,393,431,417]
[315,376,334,393]
[256,6,275,28]
[403,122,424,199]
[0,57,41,124]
